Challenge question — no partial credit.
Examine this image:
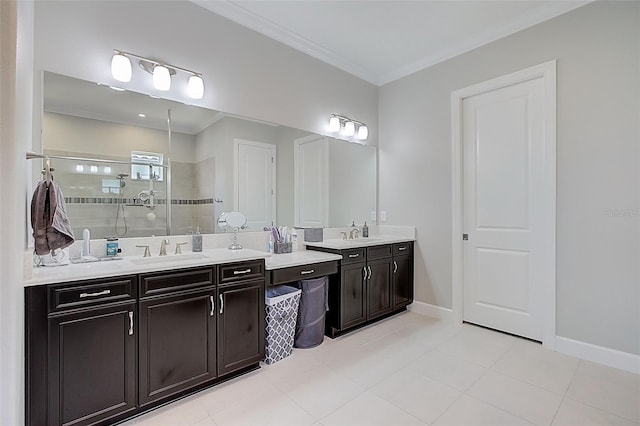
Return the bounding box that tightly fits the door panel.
[235,140,276,231]
[48,303,137,426]
[340,263,367,329]
[139,290,216,405]
[367,258,392,320]
[217,281,265,376]
[294,136,328,227]
[463,76,545,341]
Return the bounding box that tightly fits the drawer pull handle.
[210,296,214,317]
[80,289,111,298]
[233,269,252,275]
[367,266,372,280]
[398,246,407,251]
[348,254,360,258]
[128,311,134,336]
[219,294,224,314]
[363,267,367,280]
[300,269,315,275]
[393,260,398,274]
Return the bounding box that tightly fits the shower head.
[117,173,129,179]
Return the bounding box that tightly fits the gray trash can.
[265,285,301,364]
[294,276,329,349]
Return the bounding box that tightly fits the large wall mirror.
[40,72,377,239]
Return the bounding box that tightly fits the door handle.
[210,295,214,317]
[393,260,397,274]
[363,266,367,281]
[367,266,372,280]
[128,311,134,336]
[219,294,224,314]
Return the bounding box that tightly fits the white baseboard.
[408,301,455,322]
[556,336,640,375]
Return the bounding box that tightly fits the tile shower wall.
[43,152,217,240]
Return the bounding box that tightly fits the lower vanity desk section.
[305,238,414,338]
[25,257,266,426]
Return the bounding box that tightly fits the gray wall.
[33,0,378,146]
[378,0,640,355]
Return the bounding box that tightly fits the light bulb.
[187,75,205,99]
[357,125,369,140]
[75,165,84,173]
[153,65,171,91]
[111,53,132,82]
[104,166,112,174]
[343,121,355,137]
[328,116,340,132]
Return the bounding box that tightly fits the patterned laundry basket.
[264,285,302,364]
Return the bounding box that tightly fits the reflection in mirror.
[41,72,377,240]
[217,211,247,251]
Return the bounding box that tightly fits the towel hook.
[44,157,52,185]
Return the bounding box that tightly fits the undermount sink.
[128,253,210,265]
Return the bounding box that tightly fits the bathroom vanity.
[25,251,270,426]
[24,235,411,425]
[305,237,414,337]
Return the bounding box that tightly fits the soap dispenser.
[192,227,202,252]
[362,222,369,238]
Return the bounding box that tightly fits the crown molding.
[191,0,379,85]
[193,0,592,87]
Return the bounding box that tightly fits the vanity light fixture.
[111,52,132,82]
[328,114,368,141]
[110,49,205,99]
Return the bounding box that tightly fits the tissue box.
[303,228,323,242]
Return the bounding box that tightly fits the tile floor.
[124,312,640,426]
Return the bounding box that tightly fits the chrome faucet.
[349,228,360,239]
[136,245,151,257]
[159,239,170,256]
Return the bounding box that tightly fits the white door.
[461,73,551,341]
[294,135,328,227]
[234,139,276,231]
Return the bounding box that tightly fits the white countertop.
[304,234,414,250]
[264,250,342,269]
[26,248,269,287]
[25,248,345,287]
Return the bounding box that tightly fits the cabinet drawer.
[367,244,392,260]
[393,242,413,256]
[140,267,214,298]
[270,261,338,286]
[341,248,366,264]
[218,260,265,285]
[49,276,136,312]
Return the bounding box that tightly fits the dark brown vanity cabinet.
[309,242,413,337]
[392,242,414,310]
[138,268,217,406]
[26,259,266,426]
[216,261,265,376]
[26,276,138,426]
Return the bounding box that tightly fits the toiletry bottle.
[192,227,202,252]
[268,233,274,254]
[291,228,298,251]
[82,228,91,258]
[362,222,369,238]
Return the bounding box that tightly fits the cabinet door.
[340,262,367,329]
[139,289,216,406]
[48,303,137,426]
[393,255,413,309]
[367,258,393,320]
[217,280,265,376]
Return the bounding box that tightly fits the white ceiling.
[193,0,590,86]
